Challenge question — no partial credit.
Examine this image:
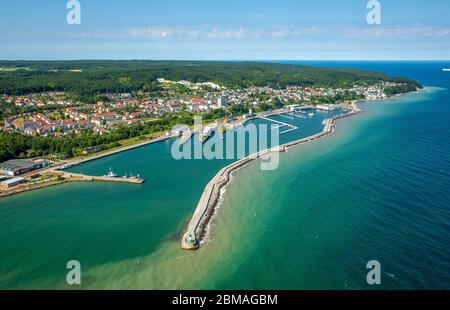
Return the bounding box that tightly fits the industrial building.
[0,177,25,190]
[0,159,43,176]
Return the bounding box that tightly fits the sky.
[0,0,449,60]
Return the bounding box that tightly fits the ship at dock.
[104,168,141,180]
[104,168,118,178]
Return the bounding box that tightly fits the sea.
[0,61,449,289]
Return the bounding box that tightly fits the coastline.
[181,88,431,250]
[0,119,224,198]
[2,88,424,200]
[0,134,174,198]
[0,179,71,198]
[0,92,422,200]
[181,101,363,250]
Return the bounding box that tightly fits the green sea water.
[1,62,449,289]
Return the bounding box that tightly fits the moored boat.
[104,168,118,178]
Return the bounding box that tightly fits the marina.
[181,103,361,250]
[258,115,299,134]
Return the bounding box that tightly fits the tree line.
[0,61,422,103]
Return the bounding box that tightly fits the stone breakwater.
[181,103,362,250]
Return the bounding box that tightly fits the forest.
[0,60,422,103]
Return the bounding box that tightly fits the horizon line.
[1,59,449,62]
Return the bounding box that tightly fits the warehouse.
[0,177,25,190]
[0,159,43,176]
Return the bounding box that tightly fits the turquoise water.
[0,62,449,289]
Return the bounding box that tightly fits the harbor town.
[0,78,410,196]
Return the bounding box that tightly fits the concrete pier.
[278,114,294,120]
[258,115,299,133]
[57,171,145,184]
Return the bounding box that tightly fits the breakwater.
[181,102,362,250]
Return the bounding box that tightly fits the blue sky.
[0,0,449,60]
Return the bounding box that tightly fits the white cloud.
[59,23,450,42]
[126,23,450,40]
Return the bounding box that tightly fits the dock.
[278,114,294,120]
[258,115,299,133]
[57,171,145,184]
[289,112,306,119]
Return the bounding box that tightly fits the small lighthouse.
[181,232,199,250]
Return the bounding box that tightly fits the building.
[0,175,10,182]
[287,104,301,112]
[217,95,227,108]
[316,104,338,111]
[0,177,25,190]
[28,172,41,179]
[83,145,106,155]
[0,159,43,176]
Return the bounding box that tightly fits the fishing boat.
[104,168,118,178]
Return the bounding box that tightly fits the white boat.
[443,68,450,72]
[105,168,118,178]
